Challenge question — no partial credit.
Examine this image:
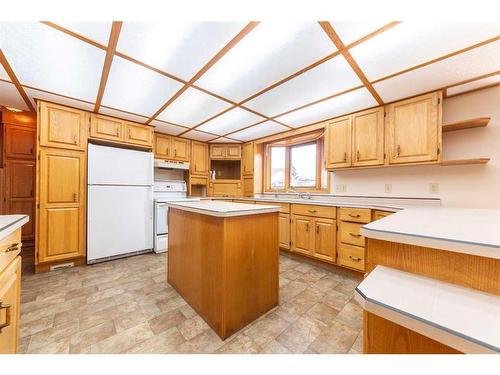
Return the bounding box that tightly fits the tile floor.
[18,251,363,354]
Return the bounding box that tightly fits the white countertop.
[355,265,500,354]
[0,215,29,240]
[361,207,500,259]
[166,200,281,217]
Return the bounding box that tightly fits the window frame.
[264,137,329,193]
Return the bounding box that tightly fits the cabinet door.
[387,92,441,164]
[191,141,208,175]
[211,181,241,197]
[89,114,124,142]
[0,257,21,354]
[279,213,290,250]
[352,107,385,167]
[155,134,172,159]
[291,214,313,256]
[325,116,352,169]
[124,123,153,148]
[243,176,253,197]
[38,149,86,263]
[242,142,254,176]
[39,102,87,151]
[226,145,241,159]
[4,125,36,160]
[210,145,226,159]
[313,218,336,262]
[172,137,190,162]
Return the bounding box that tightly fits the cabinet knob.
[73,135,78,144]
[5,242,20,253]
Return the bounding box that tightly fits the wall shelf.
[442,117,490,132]
[440,158,490,166]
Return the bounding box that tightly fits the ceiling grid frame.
[0,49,36,111]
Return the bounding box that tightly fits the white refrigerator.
[87,144,153,264]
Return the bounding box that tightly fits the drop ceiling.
[0,21,499,143]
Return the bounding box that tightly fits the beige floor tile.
[276,316,326,353]
[178,315,210,340]
[90,322,154,354]
[126,327,185,354]
[148,309,186,335]
[216,334,261,354]
[244,312,291,347]
[308,320,359,354]
[259,339,292,354]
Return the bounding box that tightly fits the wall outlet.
[384,184,392,193]
[335,184,346,193]
[429,183,439,194]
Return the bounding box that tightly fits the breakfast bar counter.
[165,201,281,339]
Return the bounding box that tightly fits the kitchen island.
[165,200,281,339]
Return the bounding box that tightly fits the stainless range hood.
[154,159,190,170]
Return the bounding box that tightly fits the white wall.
[330,86,500,208]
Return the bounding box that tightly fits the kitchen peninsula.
[165,200,281,339]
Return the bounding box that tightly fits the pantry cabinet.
[325,116,351,169]
[191,141,209,176]
[38,102,87,151]
[352,107,385,167]
[386,92,442,165]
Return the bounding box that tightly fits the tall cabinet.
[36,102,88,272]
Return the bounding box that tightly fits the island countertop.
[166,200,281,217]
[361,207,500,259]
[0,215,29,240]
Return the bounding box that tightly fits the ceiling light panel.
[0,64,10,81]
[99,106,150,124]
[196,22,337,102]
[50,21,112,45]
[231,121,289,142]
[244,55,361,116]
[1,22,105,102]
[150,120,186,136]
[0,81,29,111]
[157,87,232,126]
[117,22,245,80]
[197,107,265,135]
[275,88,377,128]
[25,87,95,112]
[350,22,500,81]
[102,55,184,117]
[447,74,500,96]
[374,40,500,103]
[210,137,240,143]
[330,20,393,45]
[181,130,218,142]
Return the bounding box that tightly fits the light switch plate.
[384,184,392,193]
[335,184,346,193]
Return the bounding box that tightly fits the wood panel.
[4,124,36,160]
[172,137,190,162]
[210,145,226,159]
[38,101,87,151]
[0,257,21,354]
[124,122,153,148]
[338,243,365,271]
[89,114,124,142]
[226,145,242,159]
[339,221,365,247]
[339,207,371,223]
[313,218,336,262]
[279,213,290,250]
[191,141,209,176]
[154,134,172,159]
[242,176,254,197]
[210,180,241,197]
[325,116,351,169]
[291,214,313,256]
[242,142,254,176]
[352,107,384,167]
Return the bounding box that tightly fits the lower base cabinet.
[291,214,336,263]
[0,257,21,354]
[209,180,242,197]
[279,213,290,250]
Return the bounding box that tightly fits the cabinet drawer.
[211,181,241,197]
[338,244,365,271]
[339,207,371,223]
[373,210,394,221]
[255,201,290,213]
[0,229,22,275]
[0,256,21,354]
[291,204,335,219]
[339,221,365,247]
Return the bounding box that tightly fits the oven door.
[155,202,168,236]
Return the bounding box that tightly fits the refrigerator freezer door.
[87,185,153,262]
[88,143,153,186]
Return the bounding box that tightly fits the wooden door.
[124,123,153,148]
[242,142,254,176]
[243,176,253,197]
[37,149,86,263]
[352,107,385,167]
[325,116,352,169]
[226,145,242,159]
[89,114,124,142]
[313,218,336,262]
[5,160,35,239]
[155,134,172,159]
[387,92,441,165]
[4,125,36,160]
[279,213,290,250]
[172,137,190,162]
[38,102,87,151]
[210,145,226,159]
[0,257,21,354]
[291,214,313,256]
[191,141,208,176]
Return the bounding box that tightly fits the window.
[265,135,328,192]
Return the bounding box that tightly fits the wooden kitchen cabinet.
[242,142,254,175]
[279,213,290,250]
[172,137,190,162]
[191,141,209,176]
[38,101,87,151]
[0,256,21,354]
[337,206,371,272]
[4,124,36,160]
[37,148,86,264]
[154,134,189,161]
[210,145,226,159]
[291,214,314,256]
[124,122,154,148]
[352,107,385,167]
[386,91,442,165]
[373,210,394,221]
[243,176,254,197]
[210,144,241,160]
[209,180,241,197]
[325,116,352,169]
[226,145,241,159]
[89,114,124,143]
[155,133,172,159]
[313,218,336,262]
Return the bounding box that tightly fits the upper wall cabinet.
[191,141,209,176]
[325,116,352,169]
[171,137,190,162]
[154,134,172,159]
[154,133,190,162]
[386,91,442,165]
[242,142,254,176]
[352,107,385,167]
[4,124,36,160]
[124,122,154,148]
[38,102,87,151]
[210,144,242,160]
[90,114,124,143]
